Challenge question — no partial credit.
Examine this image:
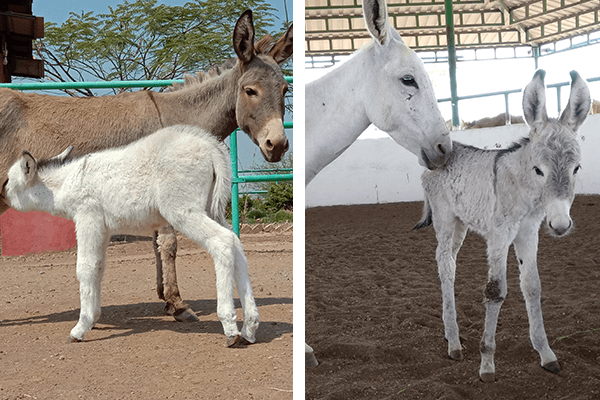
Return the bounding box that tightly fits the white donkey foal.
[3,125,259,347]
[415,70,590,382]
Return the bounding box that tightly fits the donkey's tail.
[413,196,433,230]
[209,143,232,226]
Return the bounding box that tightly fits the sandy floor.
[0,231,293,400]
[306,195,600,400]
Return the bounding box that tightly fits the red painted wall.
[0,209,76,256]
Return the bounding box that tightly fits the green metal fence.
[438,75,600,125]
[229,120,293,236]
[1,76,293,236]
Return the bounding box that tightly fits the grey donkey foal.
[415,70,590,382]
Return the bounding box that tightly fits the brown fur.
[463,113,525,130]
[591,100,600,115]
[0,10,293,320]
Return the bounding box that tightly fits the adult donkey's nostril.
[438,143,447,155]
[265,139,274,151]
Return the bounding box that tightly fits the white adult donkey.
[305,0,451,185]
[305,0,452,367]
[2,125,259,347]
[415,70,590,382]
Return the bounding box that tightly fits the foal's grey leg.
[154,225,199,322]
[434,214,463,361]
[479,237,510,382]
[513,219,559,373]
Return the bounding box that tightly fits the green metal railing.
[438,75,600,125]
[229,120,293,236]
[2,76,293,236]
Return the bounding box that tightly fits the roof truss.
[305,0,600,56]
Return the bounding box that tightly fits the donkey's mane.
[168,34,282,93]
[35,152,78,172]
[168,58,237,92]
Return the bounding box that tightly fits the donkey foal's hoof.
[479,372,495,383]
[67,335,82,343]
[227,334,242,347]
[306,351,319,368]
[449,350,463,361]
[543,361,560,374]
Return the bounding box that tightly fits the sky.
[28,0,293,171]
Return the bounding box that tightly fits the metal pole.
[533,46,540,70]
[0,76,293,90]
[504,93,510,125]
[445,0,459,129]
[230,130,241,237]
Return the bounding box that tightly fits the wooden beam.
[8,56,43,79]
[0,12,44,39]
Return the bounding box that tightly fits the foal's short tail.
[413,196,433,230]
[209,144,233,226]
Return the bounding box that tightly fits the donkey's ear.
[20,151,38,182]
[559,70,591,133]
[233,10,255,66]
[363,0,390,45]
[522,69,548,127]
[269,23,293,64]
[49,146,73,162]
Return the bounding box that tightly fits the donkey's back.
[73,125,231,230]
[419,141,510,234]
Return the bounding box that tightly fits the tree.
[35,0,283,97]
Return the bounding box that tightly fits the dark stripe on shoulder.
[493,137,529,195]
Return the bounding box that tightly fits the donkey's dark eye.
[574,165,581,175]
[245,88,257,97]
[401,75,418,89]
[533,166,544,177]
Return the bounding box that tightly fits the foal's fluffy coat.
[4,125,259,346]
[416,70,590,382]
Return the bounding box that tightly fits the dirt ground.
[0,230,293,400]
[306,195,600,400]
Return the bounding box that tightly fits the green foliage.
[264,181,293,212]
[226,151,293,224]
[37,0,281,96]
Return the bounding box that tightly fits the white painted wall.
[306,114,600,208]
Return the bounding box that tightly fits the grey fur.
[417,70,590,382]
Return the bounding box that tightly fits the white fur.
[417,70,590,382]
[305,0,452,186]
[4,125,259,345]
[304,0,453,366]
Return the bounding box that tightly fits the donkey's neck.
[494,139,540,208]
[305,49,372,184]
[156,68,240,140]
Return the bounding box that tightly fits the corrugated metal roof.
[305,0,600,56]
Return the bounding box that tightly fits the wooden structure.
[0,0,44,83]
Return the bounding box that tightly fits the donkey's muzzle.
[548,219,572,237]
[422,137,452,170]
[258,118,289,162]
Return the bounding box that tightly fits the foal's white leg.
[434,214,463,360]
[169,213,255,346]
[231,235,260,344]
[513,219,559,373]
[70,218,110,342]
[479,237,510,382]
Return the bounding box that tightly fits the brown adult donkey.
[0,10,293,323]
